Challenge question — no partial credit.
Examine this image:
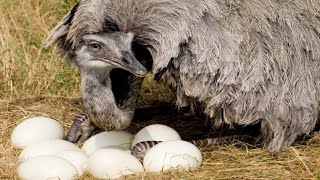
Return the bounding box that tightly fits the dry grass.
[1,98,320,179]
[0,0,81,98]
[0,0,320,179]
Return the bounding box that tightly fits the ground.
[0,0,320,179]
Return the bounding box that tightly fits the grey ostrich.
[46,0,320,152]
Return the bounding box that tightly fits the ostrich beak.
[119,51,148,77]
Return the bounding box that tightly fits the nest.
[1,96,320,179]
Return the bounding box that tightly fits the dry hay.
[0,97,320,180]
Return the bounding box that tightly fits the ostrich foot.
[65,113,100,143]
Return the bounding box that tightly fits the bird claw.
[65,113,98,143]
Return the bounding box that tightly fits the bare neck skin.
[80,68,141,130]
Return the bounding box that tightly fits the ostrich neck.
[80,69,137,130]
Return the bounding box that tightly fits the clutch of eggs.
[132,124,202,172]
[12,117,87,179]
[12,117,202,179]
[11,117,141,179]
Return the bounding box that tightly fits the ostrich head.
[74,31,149,130]
[75,32,147,76]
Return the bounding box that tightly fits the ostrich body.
[46,0,320,152]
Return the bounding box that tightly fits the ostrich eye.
[88,42,102,52]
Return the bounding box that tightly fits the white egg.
[100,146,131,154]
[17,155,78,180]
[19,139,81,161]
[11,116,64,149]
[143,140,202,172]
[88,149,144,179]
[81,131,133,155]
[131,124,181,148]
[55,150,88,176]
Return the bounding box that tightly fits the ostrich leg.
[66,113,100,143]
[65,104,177,143]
